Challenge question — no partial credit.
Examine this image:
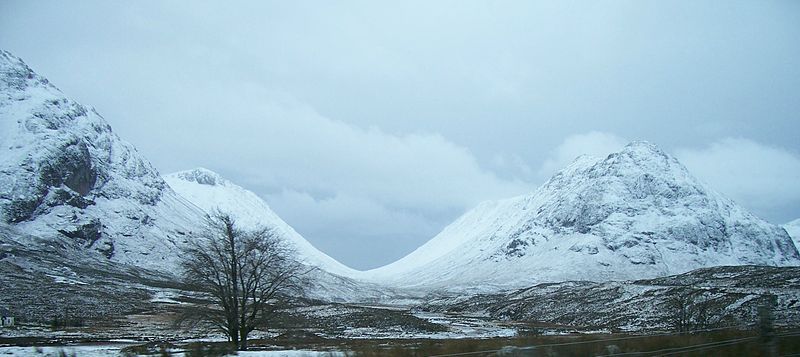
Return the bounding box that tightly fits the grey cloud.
[536,132,627,180]
[1,0,798,268]
[676,138,800,224]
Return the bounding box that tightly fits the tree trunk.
[226,220,241,350]
[229,329,239,348]
[238,329,248,351]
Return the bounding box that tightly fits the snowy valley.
[1,49,800,355]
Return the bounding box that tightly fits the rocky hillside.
[0,50,393,302]
[421,265,800,332]
[0,50,204,271]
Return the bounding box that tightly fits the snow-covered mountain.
[785,218,800,250]
[0,50,394,301]
[4,48,797,300]
[164,168,358,277]
[163,168,408,301]
[365,142,800,291]
[0,50,204,271]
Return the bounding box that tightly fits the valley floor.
[3,327,800,356]
[2,266,800,355]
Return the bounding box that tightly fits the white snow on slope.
[785,218,800,250]
[163,169,408,301]
[365,155,602,279]
[0,49,206,271]
[364,142,800,291]
[0,50,391,301]
[164,168,358,277]
[5,48,798,298]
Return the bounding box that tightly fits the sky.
[1,1,799,270]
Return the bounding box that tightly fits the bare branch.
[178,211,310,350]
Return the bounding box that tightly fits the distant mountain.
[164,168,406,301]
[5,47,796,301]
[164,168,357,277]
[0,50,204,271]
[784,218,800,249]
[366,142,800,291]
[164,168,394,296]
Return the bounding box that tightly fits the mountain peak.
[622,140,662,153]
[590,141,692,188]
[0,50,50,92]
[368,141,800,290]
[610,141,671,163]
[170,168,227,186]
[0,50,195,271]
[0,50,29,72]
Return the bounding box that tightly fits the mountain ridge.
[784,218,800,250]
[164,167,359,277]
[163,167,411,301]
[0,49,205,271]
[364,141,800,290]
[3,48,797,298]
[0,50,390,302]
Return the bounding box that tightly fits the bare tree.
[179,211,309,350]
[668,289,693,333]
[667,288,713,333]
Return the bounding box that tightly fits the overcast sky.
[2,1,799,269]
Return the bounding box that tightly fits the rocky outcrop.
[0,50,199,271]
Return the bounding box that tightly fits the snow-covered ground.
[0,344,137,357]
[236,351,346,357]
[4,52,800,356]
[423,265,800,333]
[411,311,517,339]
[0,345,347,357]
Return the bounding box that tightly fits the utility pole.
[759,294,777,357]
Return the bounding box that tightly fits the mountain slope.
[164,168,357,277]
[164,168,406,301]
[0,50,393,302]
[0,50,204,271]
[423,265,800,332]
[366,142,800,291]
[785,218,800,250]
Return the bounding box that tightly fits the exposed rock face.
[0,50,200,270]
[0,50,401,302]
[365,142,800,291]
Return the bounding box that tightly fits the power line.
[602,331,800,357]
[594,336,758,357]
[428,325,754,357]
[428,348,505,357]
